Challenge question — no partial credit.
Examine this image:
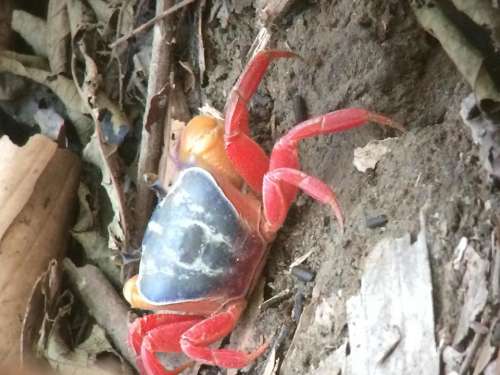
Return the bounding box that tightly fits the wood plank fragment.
[346,215,438,375]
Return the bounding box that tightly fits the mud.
[190,0,495,373]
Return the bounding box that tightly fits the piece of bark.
[346,212,439,375]
[134,0,177,246]
[158,83,191,189]
[63,259,136,370]
[0,134,80,367]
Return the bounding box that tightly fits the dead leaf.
[46,319,130,375]
[0,52,93,142]
[0,135,80,366]
[47,1,70,75]
[87,0,116,26]
[473,330,496,375]
[82,135,126,251]
[72,185,121,286]
[460,94,500,180]
[0,72,27,100]
[452,242,489,345]
[11,10,47,57]
[21,260,62,369]
[412,2,500,110]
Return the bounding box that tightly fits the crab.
[123,50,402,375]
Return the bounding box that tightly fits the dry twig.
[63,259,136,370]
[133,0,177,246]
[109,0,196,48]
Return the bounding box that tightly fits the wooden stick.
[109,0,196,48]
[64,259,137,370]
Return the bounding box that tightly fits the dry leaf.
[72,185,121,286]
[47,1,70,75]
[412,2,500,110]
[0,52,93,142]
[0,135,80,366]
[452,243,489,345]
[46,323,129,375]
[11,10,47,57]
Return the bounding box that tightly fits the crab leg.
[224,50,298,193]
[263,168,344,234]
[261,109,403,234]
[130,314,202,375]
[180,300,268,368]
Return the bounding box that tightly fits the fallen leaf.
[11,10,47,57]
[0,135,80,366]
[452,244,489,345]
[47,1,70,75]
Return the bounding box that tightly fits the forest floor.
[194,1,496,374]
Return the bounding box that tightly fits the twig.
[492,222,500,305]
[196,0,206,83]
[260,289,292,311]
[133,0,177,247]
[63,259,137,370]
[109,0,196,48]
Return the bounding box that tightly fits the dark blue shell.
[137,167,265,305]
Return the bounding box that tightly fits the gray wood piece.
[347,217,438,375]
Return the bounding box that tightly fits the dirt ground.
[190,0,496,373]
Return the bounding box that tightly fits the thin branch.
[109,0,196,48]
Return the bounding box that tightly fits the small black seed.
[366,214,388,229]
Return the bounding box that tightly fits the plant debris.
[346,211,439,374]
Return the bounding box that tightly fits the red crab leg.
[130,314,202,375]
[224,50,298,193]
[261,109,403,234]
[263,168,344,233]
[180,300,268,368]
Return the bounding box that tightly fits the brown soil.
[187,0,494,374]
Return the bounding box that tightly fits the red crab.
[123,50,402,375]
